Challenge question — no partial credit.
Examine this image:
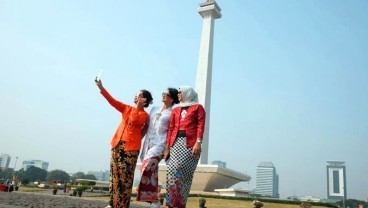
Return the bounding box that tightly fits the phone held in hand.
[96,68,104,81]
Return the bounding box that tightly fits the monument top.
[198,0,222,18]
[200,0,220,8]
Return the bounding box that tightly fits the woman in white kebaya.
[137,88,179,208]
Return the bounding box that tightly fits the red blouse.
[166,104,206,148]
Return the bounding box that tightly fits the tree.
[337,199,368,208]
[25,166,47,182]
[71,172,96,180]
[84,174,97,180]
[78,180,96,186]
[0,169,13,180]
[46,170,70,182]
[14,169,28,184]
[71,172,85,180]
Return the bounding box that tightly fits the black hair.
[140,89,153,108]
[168,88,180,104]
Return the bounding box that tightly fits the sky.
[1,0,367,201]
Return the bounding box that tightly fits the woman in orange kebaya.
[95,78,153,208]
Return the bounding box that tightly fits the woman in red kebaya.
[163,86,206,208]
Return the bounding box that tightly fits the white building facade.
[0,153,11,169]
[327,161,347,202]
[22,160,49,171]
[255,161,279,198]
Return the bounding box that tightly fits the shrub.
[199,197,206,207]
[253,200,264,208]
[75,185,88,192]
[78,180,96,186]
[300,202,312,208]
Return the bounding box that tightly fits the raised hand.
[95,77,104,91]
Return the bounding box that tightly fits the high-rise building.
[0,153,11,169]
[254,161,279,198]
[327,161,347,202]
[22,160,49,171]
[212,160,226,168]
[87,170,109,181]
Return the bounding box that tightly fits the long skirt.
[165,137,200,208]
[136,155,163,202]
[109,141,139,208]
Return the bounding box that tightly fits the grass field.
[135,197,329,208]
[18,186,46,192]
[183,197,328,208]
[17,187,332,208]
[123,196,330,208]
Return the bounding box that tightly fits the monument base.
[136,163,251,192]
[214,188,250,197]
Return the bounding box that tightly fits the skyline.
[1,0,367,201]
[0,153,360,201]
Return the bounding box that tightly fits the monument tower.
[145,1,251,192]
[195,0,221,164]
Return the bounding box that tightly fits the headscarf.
[176,86,198,107]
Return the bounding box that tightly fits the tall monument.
[195,0,222,164]
[140,1,251,192]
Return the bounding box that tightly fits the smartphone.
[96,69,104,81]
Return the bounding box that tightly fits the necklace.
[155,112,162,120]
[181,109,187,120]
[153,107,165,128]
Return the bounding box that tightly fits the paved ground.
[0,190,148,208]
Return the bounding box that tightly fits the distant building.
[22,160,49,171]
[87,170,109,181]
[0,153,11,169]
[212,160,226,168]
[287,195,321,202]
[326,161,347,202]
[254,161,279,198]
[299,196,321,202]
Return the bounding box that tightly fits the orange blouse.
[101,89,149,151]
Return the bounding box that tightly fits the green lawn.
[129,197,330,208]
[18,186,46,192]
[184,197,330,208]
[16,187,332,208]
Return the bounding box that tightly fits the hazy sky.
[1,0,367,201]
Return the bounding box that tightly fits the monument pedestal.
[137,163,251,192]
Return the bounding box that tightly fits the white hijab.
[176,86,198,108]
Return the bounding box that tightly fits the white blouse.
[140,106,172,161]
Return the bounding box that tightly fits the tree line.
[0,166,97,184]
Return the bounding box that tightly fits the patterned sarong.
[137,155,163,202]
[165,137,200,208]
[108,141,139,208]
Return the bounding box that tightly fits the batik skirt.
[165,136,200,208]
[109,141,139,208]
[136,155,163,202]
